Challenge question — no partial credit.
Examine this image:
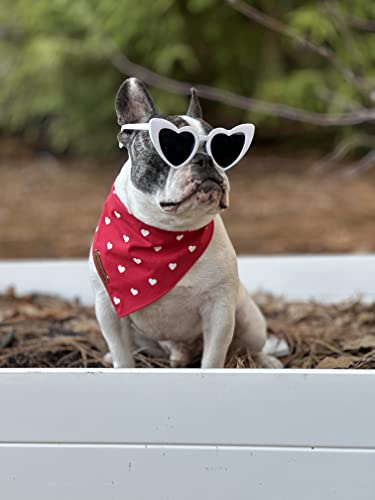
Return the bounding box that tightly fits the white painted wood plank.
[1,255,375,303]
[238,254,375,302]
[0,259,94,304]
[0,444,374,500]
[0,369,374,448]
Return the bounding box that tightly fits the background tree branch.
[348,17,375,32]
[226,0,372,99]
[111,51,375,127]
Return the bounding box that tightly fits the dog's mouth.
[159,190,198,212]
[159,178,227,213]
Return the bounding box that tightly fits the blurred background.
[0,0,374,258]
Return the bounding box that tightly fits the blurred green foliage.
[0,0,374,153]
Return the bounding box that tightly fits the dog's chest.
[128,281,203,342]
[127,226,238,342]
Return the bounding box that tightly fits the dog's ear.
[186,88,202,119]
[115,78,157,126]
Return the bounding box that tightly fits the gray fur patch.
[128,115,215,194]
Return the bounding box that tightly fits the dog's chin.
[159,181,228,216]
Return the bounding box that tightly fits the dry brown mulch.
[1,290,374,369]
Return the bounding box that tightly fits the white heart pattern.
[118,265,126,273]
[107,241,113,250]
[133,258,142,265]
[188,245,197,253]
[141,228,150,237]
[123,234,130,243]
[148,278,157,286]
[105,217,111,225]
[153,246,162,252]
[130,288,139,296]
[114,210,121,219]
[113,296,121,305]
[168,262,177,271]
[176,234,184,241]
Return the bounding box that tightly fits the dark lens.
[210,133,245,168]
[159,129,195,166]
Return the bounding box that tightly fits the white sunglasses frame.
[120,118,255,171]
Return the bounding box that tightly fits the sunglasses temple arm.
[120,123,150,132]
[118,123,150,148]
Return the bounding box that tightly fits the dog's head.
[116,78,230,230]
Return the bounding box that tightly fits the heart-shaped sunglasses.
[120,118,255,170]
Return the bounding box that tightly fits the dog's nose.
[191,153,211,168]
[191,153,224,186]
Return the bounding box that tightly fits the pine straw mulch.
[0,288,375,369]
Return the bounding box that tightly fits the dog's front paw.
[102,351,135,368]
[253,353,284,369]
[102,352,113,366]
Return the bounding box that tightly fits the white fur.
[90,119,282,368]
[180,115,206,134]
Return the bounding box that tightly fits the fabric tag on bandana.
[92,187,214,317]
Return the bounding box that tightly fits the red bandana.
[92,187,214,317]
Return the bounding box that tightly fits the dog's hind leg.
[232,282,283,368]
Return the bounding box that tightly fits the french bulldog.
[89,77,282,369]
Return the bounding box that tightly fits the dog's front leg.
[200,300,235,368]
[95,291,135,368]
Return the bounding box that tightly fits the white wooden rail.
[1,254,375,303]
[0,256,374,499]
